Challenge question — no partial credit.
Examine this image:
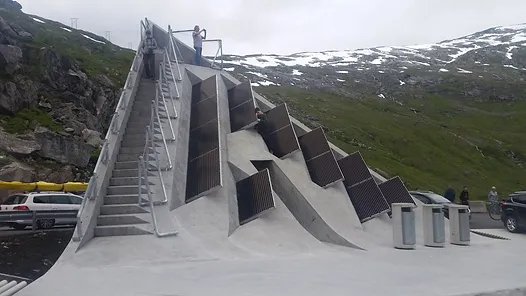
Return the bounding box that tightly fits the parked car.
[0,192,83,230]
[409,190,471,219]
[501,192,526,233]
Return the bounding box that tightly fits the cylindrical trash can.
[392,203,416,249]
[422,204,445,247]
[448,204,470,246]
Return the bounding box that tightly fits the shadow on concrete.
[0,229,73,281]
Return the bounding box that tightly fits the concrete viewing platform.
[16,18,526,296]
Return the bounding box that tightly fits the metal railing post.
[110,112,120,134]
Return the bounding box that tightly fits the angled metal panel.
[298,127,331,160]
[338,151,390,222]
[228,81,257,132]
[230,100,258,132]
[236,168,275,225]
[186,75,222,201]
[228,81,253,108]
[263,104,291,132]
[305,152,344,188]
[298,127,343,188]
[337,152,371,186]
[260,103,301,159]
[190,96,218,129]
[188,119,220,161]
[185,148,221,201]
[266,126,300,158]
[346,178,390,223]
[378,176,416,208]
[200,75,217,101]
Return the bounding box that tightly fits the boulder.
[0,16,18,39]
[0,161,35,182]
[0,44,22,74]
[34,126,92,168]
[81,128,103,148]
[0,77,38,114]
[0,127,40,155]
[46,165,75,184]
[0,0,22,10]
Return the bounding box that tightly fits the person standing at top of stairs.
[142,30,158,79]
[193,25,206,66]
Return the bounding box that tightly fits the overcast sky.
[16,0,526,55]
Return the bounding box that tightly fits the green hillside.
[258,86,526,200]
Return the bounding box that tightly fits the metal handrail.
[160,52,179,121]
[171,28,223,69]
[202,39,223,69]
[163,47,181,99]
[72,174,97,241]
[168,26,183,81]
[152,94,173,171]
[138,155,176,237]
[138,122,168,205]
[73,20,148,243]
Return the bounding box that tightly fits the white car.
[0,192,83,230]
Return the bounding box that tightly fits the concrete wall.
[264,160,362,249]
[169,67,193,210]
[77,52,144,250]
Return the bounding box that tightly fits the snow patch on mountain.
[224,23,526,71]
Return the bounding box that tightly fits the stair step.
[125,122,160,130]
[100,204,149,215]
[120,146,149,154]
[125,127,161,135]
[115,161,138,170]
[117,153,142,162]
[107,185,147,195]
[94,225,152,237]
[110,177,153,186]
[97,214,149,226]
[104,194,139,205]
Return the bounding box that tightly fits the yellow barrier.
[0,181,88,192]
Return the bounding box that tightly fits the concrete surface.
[470,213,504,229]
[18,20,526,296]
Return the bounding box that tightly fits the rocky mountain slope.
[0,1,133,200]
[222,24,526,199]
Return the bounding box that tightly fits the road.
[0,226,74,237]
[470,213,504,229]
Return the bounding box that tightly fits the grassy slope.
[258,85,526,200]
[0,9,134,133]
[0,9,134,85]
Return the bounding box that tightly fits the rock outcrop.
[0,7,131,189]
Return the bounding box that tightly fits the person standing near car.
[459,186,470,207]
[444,185,456,203]
[488,186,498,202]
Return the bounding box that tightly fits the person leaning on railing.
[193,25,206,66]
[142,30,158,79]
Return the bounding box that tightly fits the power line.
[70,18,78,29]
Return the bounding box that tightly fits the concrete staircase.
[94,78,159,237]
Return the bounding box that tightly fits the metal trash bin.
[448,204,470,246]
[422,204,445,247]
[392,203,416,249]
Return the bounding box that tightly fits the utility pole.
[70,18,78,29]
[128,42,133,49]
[104,31,111,42]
